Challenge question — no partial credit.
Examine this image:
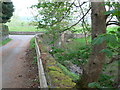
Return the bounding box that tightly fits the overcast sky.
[11,0,38,17]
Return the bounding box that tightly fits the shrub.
[1,1,14,23]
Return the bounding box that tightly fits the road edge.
[35,35,48,88]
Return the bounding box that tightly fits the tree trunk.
[78,1,107,88]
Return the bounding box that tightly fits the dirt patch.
[23,48,39,88]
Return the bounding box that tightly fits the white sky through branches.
[10,0,119,21]
[11,0,38,21]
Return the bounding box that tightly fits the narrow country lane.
[0,35,34,88]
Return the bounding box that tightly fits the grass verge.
[30,37,35,49]
[8,26,47,32]
[29,37,38,65]
[0,38,12,46]
[25,37,39,87]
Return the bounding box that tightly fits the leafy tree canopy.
[0,1,14,23]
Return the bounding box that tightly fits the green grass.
[0,38,12,46]
[30,37,35,49]
[64,36,91,51]
[9,26,38,32]
[73,36,91,45]
[72,26,119,33]
[30,37,38,64]
[8,26,46,32]
[6,20,46,32]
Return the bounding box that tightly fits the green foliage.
[107,26,119,32]
[98,73,114,88]
[30,37,38,65]
[54,36,91,65]
[31,2,73,29]
[0,38,12,46]
[100,49,113,57]
[104,10,120,16]
[88,58,119,88]
[92,34,118,46]
[105,2,120,26]
[90,27,120,88]
[92,28,120,57]
[88,82,101,88]
[54,45,90,66]
[88,73,114,88]
[49,47,64,55]
[30,37,35,49]
[49,36,91,66]
[102,60,119,85]
[32,1,119,88]
[32,56,37,64]
[0,1,14,23]
[92,35,105,45]
[105,2,120,17]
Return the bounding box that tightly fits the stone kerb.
[0,24,9,41]
[35,35,48,88]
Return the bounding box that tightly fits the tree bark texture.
[78,1,107,88]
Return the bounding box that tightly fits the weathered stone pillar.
[2,24,9,40]
[0,23,9,41]
[0,1,2,41]
[0,0,12,41]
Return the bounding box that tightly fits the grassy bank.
[9,26,38,32]
[8,26,47,32]
[25,37,39,87]
[72,26,119,33]
[0,38,12,46]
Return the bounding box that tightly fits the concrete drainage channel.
[35,35,48,88]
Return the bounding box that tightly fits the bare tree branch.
[107,55,120,64]
[106,15,113,26]
[63,7,91,32]
[50,2,74,26]
[73,2,87,7]
[107,21,120,26]
[50,1,88,26]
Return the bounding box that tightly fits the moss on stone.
[46,57,56,66]
[48,71,76,88]
[37,37,76,88]
[47,66,62,72]
[38,39,42,44]
[41,46,48,53]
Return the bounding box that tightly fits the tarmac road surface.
[0,35,34,88]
